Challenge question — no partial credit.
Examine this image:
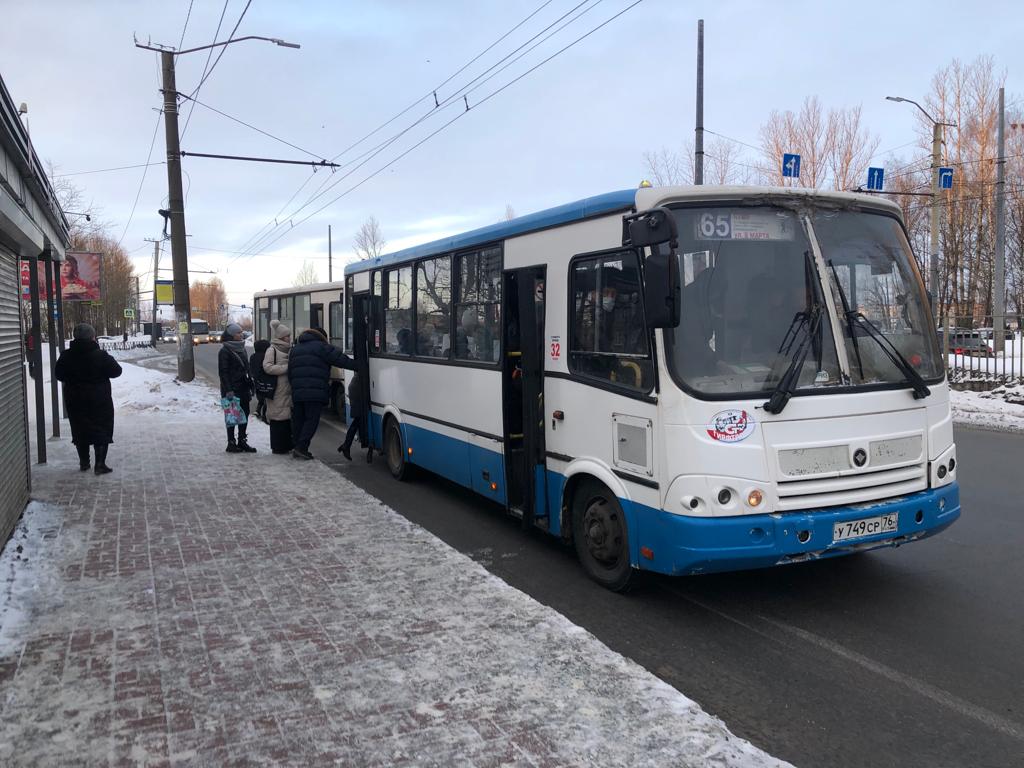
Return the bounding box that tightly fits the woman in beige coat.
[263,320,294,454]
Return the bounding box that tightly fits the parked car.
[938,329,994,357]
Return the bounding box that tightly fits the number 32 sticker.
[550,336,561,361]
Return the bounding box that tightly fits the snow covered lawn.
[950,384,1024,433]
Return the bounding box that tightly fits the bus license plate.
[833,513,898,543]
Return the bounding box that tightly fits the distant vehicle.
[190,319,211,345]
[253,280,347,417]
[939,329,993,357]
[163,328,178,343]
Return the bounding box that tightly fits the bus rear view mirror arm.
[623,208,681,329]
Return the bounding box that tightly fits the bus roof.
[344,185,903,276]
[254,280,347,299]
[344,189,638,275]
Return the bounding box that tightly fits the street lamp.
[886,95,957,314]
[134,34,300,382]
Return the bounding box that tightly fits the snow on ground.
[950,384,1024,433]
[6,357,790,766]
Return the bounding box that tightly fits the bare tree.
[504,204,516,222]
[353,215,386,260]
[293,260,320,287]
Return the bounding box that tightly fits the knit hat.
[271,319,291,340]
[225,322,243,337]
[73,323,96,341]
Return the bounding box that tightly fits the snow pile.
[950,386,1024,433]
[112,359,220,418]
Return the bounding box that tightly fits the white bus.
[253,280,348,417]
[344,186,960,591]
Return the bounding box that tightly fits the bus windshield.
[191,320,210,335]
[664,205,941,398]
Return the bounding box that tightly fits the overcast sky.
[2,0,1021,312]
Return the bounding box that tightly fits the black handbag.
[254,348,279,398]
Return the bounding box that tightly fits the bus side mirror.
[624,207,681,329]
[643,247,681,328]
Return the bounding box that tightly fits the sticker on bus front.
[707,409,756,443]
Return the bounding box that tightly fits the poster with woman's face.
[60,252,102,301]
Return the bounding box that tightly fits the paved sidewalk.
[2,361,786,767]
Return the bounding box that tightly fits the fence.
[97,339,155,352]
[941,317,1023,390]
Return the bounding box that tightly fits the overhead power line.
[53,161,166,177]
[179,93,327,159]
[177,0,195,50]
[116,110,164,248]
[235,0,611,261]
[239,0,647,262]
[231,0,587,260]
[179,0,231,140]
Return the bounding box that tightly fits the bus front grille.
[775,463,927,511]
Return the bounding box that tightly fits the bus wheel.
[384,418,410,481]
[572,480,633,592]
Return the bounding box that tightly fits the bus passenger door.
[351,292,372,435]
[501,266,547,529]
[311,303,324,331]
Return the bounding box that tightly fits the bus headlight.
[747,489,764,508]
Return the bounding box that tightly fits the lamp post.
[886,96,956,316]
[135,35,300,381]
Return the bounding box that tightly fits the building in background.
[0,72,70,546]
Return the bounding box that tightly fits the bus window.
[455,247,501,363]
[416,256,451,358]
[329,301,344,348]
[569,251,653,391]
[385,266,413,354]
[345,276,354,352]
[279,296,294,334]
[258,309,269,341]
[295,294,311,337]
[370,271,382,352]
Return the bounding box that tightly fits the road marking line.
[759,616,1024,744]
[659,585,1024,743]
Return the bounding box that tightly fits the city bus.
[254,281,347,417]
[190,319,211,345]
[344,186,960,591]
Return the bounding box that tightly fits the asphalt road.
[191,342,1023,768]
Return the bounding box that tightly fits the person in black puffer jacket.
[249,338,270,423]
[54,323,122,474]
[288,326,355,459]
[218,323,256,453]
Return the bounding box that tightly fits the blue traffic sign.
[782,153,801,178]
[866,167,885,191]
[939,167,954,189]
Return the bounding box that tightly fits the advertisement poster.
[20,252,103,302]
[60,251,102,302]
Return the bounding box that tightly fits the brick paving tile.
[1,399,787,768]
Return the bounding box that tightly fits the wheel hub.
[583,498,621,566]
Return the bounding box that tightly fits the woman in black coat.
[218,323,256,453]
[54,323,122,474]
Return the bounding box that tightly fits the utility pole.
[929,121,941,312]
[146,237,161,347]
[43,255,59,438]
[159,51,194,379]
[133,275,140,335]
[994,87,1006,355]
[328,224,333,282]
[694,19,704,185]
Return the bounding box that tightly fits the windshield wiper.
[846,312,931,399]
[764,303,823,415]
[828,262,864,380]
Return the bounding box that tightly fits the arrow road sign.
[782,153,801,178]
[866,167,885,191]
[939,167,954,189]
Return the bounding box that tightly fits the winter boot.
[339,442,352,461]
[366,447,373,464]
[94,444,112,475]
[237,439,257,454]
[76,443,91,471]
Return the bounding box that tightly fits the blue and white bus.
[343,186,960,591]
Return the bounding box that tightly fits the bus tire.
[571,479,633,592]
[384,417,410,481]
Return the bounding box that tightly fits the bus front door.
[502,266,548,529]
[351,292,372,437]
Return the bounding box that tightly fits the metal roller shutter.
[0,248,29,546]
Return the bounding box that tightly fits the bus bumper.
[635,482,960,576]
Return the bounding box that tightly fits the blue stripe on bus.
[344,189,637,275]
[368,415,960,576]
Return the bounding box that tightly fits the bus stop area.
[0,353,785,767]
